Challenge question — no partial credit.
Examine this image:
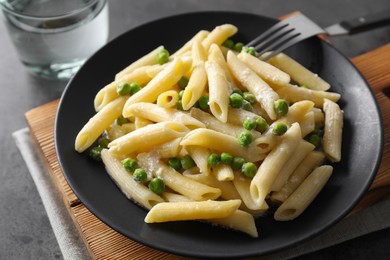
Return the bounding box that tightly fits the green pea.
[232,88,243,96]
[238,130,252,147]
[274,99,289,116]
[198,95,209,110]
[208,153,220,167]
[129,82,141,94]
[245,47,257,57]
[229,93,244,108]
[178,76,189,89]
[242,100,253,112]
[242,162,257,178]
[220,152,233,165]
[89,146,103,161]
[122,157,138,172]
[243,92,256,104]
[168,157,182,170]
[177,100,184,110]
[178,90,184,100]
[255,117,269,133]
[133,168,147,183]
[148,177,165,195]
[116,82,131,96]
[308,134,321,149]
[243,117,257,130]
[181,155,196,170]
[272,122,288,136]
[234,42,244,52]
[98,136,110,148]
[232,157,245,171]
[116,115,129,126]
[157,48,170,65]
[223,39,234,49]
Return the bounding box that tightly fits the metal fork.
[246,13,325,60]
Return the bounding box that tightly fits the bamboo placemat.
[25,44,390,259]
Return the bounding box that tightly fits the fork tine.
[260,35,306,61]
[252,26,296,53]
[246,21,289,47]
[256,30,301,56]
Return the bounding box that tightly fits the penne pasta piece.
[191,38,207,64]
[94,64,165,111]
[202,24,238,52]
[181,128,265,162]
[182,61,208,110]
[213,164,234,181]
[172,30,209,58]
[274,165,333,221]
[210,209,258,238]
[190,108,261,138]
[134,116,153,129]
[205,60,230,122]
[299,111,316,137]
[115,46,164,80]
[75,96,127,153]
[186,146,211,175]
[277,84,340,108]
[144,200,241,223]
[323,98,343,162]
[267,52,331,91]
[277,100,315,125]
[137,153,221,201]
[162,192,192,203]
[122,57,191,117]
[101,149,164,209]
[233,172,269,211]
[237,51,290,89]
[126,102,205,129]
[157,90,179,108]
[208,44,236,88]
[270,151,326,203]
[226,107,268,127]
[227,51,279,120]
[312,107,325,124]
[108,121,189,158]
[183,172,242,201]
[150,138,182,159]
[270,140,315,191]
[250,123,302,207]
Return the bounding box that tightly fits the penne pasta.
[205,60,230,122]
[157,90,179,108]
[237,51,290,89]
[125,102,205,129]
[101,149,164,209]
[323,98,343,162]
[137,153,221,201]
[267,52,331,91]
[122,57,191,117]
[202,24,238,52]
[108,121,189,158]
[250,123,302,207]
[227,51,279,120]
[75,96,127,153]
[115,46,164,80]
[277,84,340,108]
[144,200,241,222]
[172,30,209,58]
[181,61,208,110]
[274,165,333,221]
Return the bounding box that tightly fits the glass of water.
[0,0,109,80]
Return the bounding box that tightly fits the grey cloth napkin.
[13,127,390,260]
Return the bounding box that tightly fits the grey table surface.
[1,0,390,259]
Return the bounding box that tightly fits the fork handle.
[340,9,390,34]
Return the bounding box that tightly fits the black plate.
[55,11,383,258]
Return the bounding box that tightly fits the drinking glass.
[0,0,109,80]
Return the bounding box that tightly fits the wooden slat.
[24,44,390,259]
